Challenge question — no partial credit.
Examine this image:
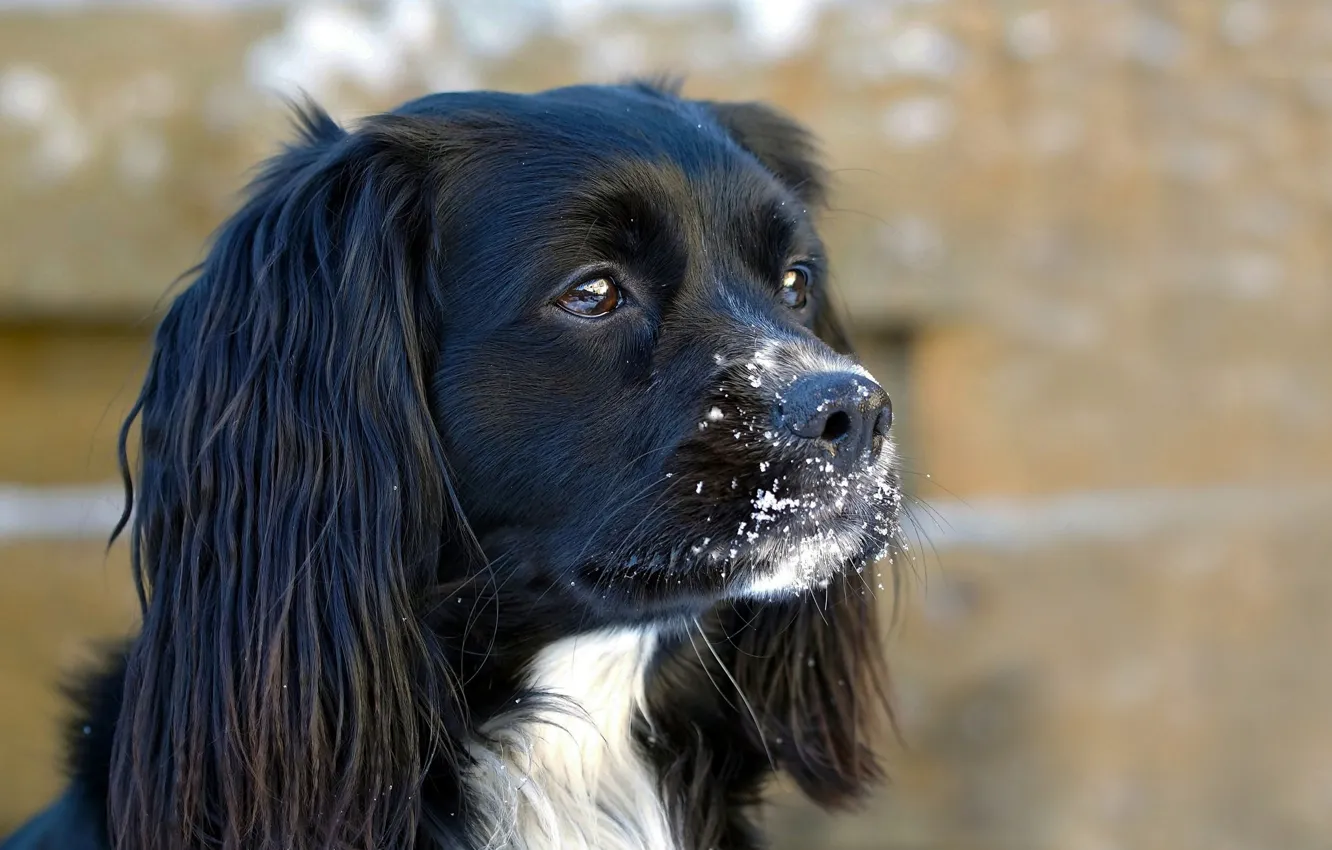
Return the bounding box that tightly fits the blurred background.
[2,1,1330,848]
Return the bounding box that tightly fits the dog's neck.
[464,627,678,850]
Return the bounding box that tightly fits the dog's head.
[111,82,899,850]
[408,85,901,619]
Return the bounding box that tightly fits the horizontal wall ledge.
[5,480,1330,549]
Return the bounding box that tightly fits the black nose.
[778,372,891,472]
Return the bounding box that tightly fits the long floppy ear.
[706,99,896,806]
[110,106,459,850]
[718,579,894,807]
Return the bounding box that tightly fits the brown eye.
[780,266,811,309]
[557,277,621,317]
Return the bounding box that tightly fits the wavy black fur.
[3,81,899,850]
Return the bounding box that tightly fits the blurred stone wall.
[3,2,1331,848]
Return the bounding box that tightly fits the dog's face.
[112,85,899,847]
[414,85,901,620]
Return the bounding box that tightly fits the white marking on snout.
[741,438,900,597]
[751,339,879,387]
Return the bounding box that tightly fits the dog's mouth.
[577,435,900,611]
[694,444,900,596]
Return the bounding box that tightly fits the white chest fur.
[466,629,679,850]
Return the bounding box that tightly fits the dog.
[2,80,902,850]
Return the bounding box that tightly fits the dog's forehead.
[521,99,808,243]
[403,86,786,202]
[404,87,815,321]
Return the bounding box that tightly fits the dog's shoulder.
[2,655,121,850]
[0,786,108,850]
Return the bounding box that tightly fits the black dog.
[3,81,901,850]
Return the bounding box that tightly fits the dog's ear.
[704,100,891,804]
[110,105,462,850]
[703,99,828,207]
[720,576,894,809]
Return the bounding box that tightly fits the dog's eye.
[780,266,811,310]
[557,277,621,317]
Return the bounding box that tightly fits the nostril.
[779,372,887,466]
[821,410,852,443]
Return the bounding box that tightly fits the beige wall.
[3,3,1331,848]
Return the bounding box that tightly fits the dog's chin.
[740,526,880,597]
